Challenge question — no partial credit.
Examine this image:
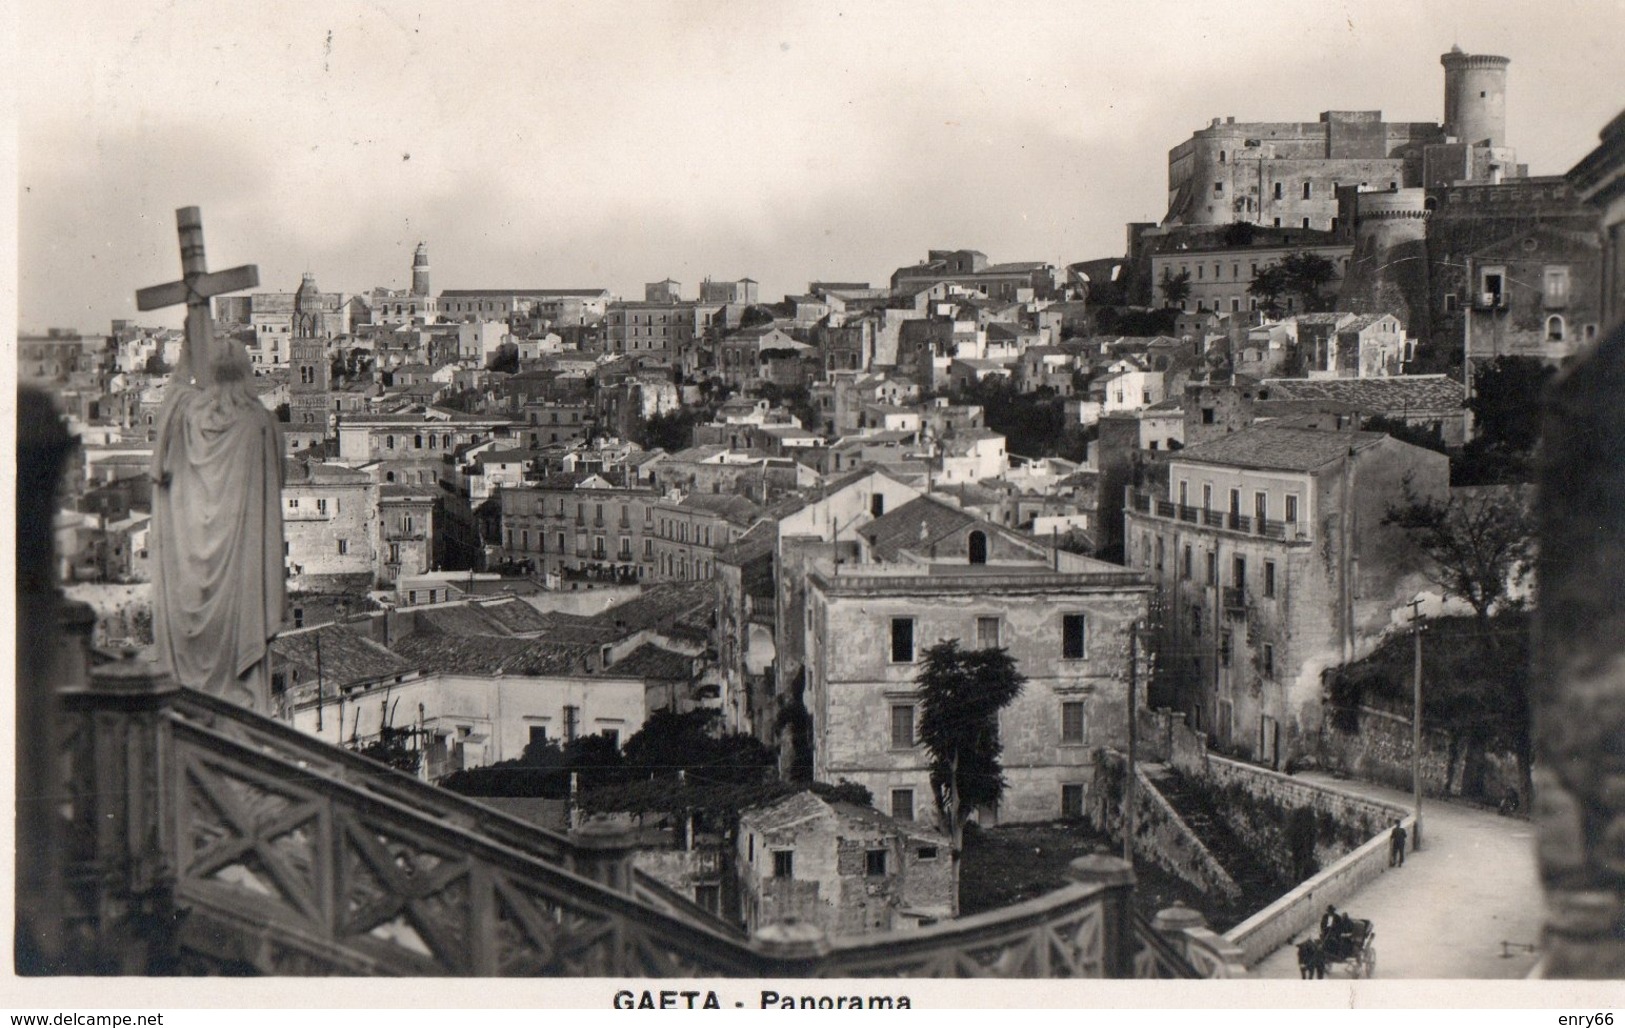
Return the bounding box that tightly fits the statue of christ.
[140,208,285,710]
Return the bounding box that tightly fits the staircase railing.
[50,655,1185,978]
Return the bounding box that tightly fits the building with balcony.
[498,473,660,581]
[379,483,437,584]
[1123,422,1447,767]
[1462,224,1605,366]
[649,492,765,583]
[802,495,1152,825]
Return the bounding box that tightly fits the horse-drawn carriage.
[1297,916,1376,979]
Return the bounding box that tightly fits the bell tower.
[288,273,332,440]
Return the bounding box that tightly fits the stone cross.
[136,206,258,375]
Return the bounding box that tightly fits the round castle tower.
[412,242,431,297]
[1441,47,1510,147]
[1338,188,1431,330]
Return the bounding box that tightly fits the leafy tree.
[739,305,778,329]
[274,402,291,423]
[954,377,1066,459]
[488,342,519,375]
[1469,356,1554,455]
[143,353,171,376]
[1221,222,1257,247]
[635,407,702,452]
[915,640,1027,861]
[621,708,775,787]
[758,382,821,432]
[1383,482,1534,638]
[1158,268,1192,309]
[1249,251,1338,316]
[1092,306,1179,337]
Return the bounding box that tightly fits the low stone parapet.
[1223,813,1413,968]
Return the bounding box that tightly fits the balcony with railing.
[1128,491,1308,542]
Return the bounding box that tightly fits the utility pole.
[314,630,325,734]
[1123,620,1139,865]
[1408,598,1425,851]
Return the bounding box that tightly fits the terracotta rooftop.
[271,623,413,687]
[391,632,594,677]
[863,496,982,561]
[605,644,694,680]
[1261,375,1465,412]
[1172,424,1387,472]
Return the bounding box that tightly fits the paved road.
[1251,773,1545,979]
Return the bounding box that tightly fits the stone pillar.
[1067,852,1137,978]
[59,655,183,974]
[753,920,831,976]
[1533,319,1625,977]
[1152,900,1207,944]
[567,818,639,895]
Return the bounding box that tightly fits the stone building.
[648,492,765,583]
[437,287,606,326]
[737,792,954,937]
[602,298,718,363]
[715,522,777,738]
[1162,49,1521,233]
[889,250,1059,301]
[1150,236,1353,315]
[281,459,378,593]
[379,483,437,585]
[498,473,660,581]
[802,496,1152,825]
[771,470,925,732]
[1124,423,1447,767]
[335,407,518,484]
[365,243,439,326]
[243,275,355,368]
[699,277,759,305]
[1424,175,1602,360]
[1462,225,1605,365]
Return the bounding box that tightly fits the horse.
[1297,938,1327,979]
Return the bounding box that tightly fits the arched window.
[442,434,452,449]
[385,435,395,450]
[1547,316,1566,341]
[968,530,988,565]
[385,471,396,483]
[414,433,423,449]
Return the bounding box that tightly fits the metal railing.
[1128,491,1308,541]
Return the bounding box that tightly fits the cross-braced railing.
[44,652,1196,978]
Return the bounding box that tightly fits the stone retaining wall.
[1224,813,1413,968]
[1320,703,1522,803]
[1092,754,1242,903]
[1205,754,1404,845]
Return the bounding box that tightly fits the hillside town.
[18,40,1625,983]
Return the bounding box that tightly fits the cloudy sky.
[16,0,1625,333]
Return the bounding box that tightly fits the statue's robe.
[150,378,284,710]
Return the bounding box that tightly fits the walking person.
[1389,820,1408,867]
